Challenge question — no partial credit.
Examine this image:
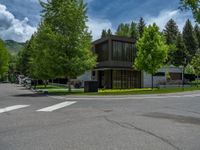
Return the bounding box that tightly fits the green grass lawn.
[35,85,200,96]
[36,85,66,89]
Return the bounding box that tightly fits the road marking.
[0,105,30,114]
[37,101,77,112]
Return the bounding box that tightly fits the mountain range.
[5,40,25,55]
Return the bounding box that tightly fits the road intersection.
[1,84,200,150]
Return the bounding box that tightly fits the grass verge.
[35,85,200,96]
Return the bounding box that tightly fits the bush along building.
[88,35,183,89]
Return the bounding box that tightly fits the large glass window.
[112,70,141,89]
[95,41,109,62]
[112,41,135,62]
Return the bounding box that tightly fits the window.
[112,70,141,89]
[95,41,109,62]
[112,41,135,62]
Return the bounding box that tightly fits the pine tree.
[101,29,107,38]
[182,19,198,63]
[138,17,146,38]
[107,29,112,35]
[173,33,188,66]
[194,24,200,48]
[163,19,179,64]
[163,19,179,45]
[130,22,139,39]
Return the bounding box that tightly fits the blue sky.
[0,0,194,42]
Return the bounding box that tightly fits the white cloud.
[145,9,195,31]
[0,4,36,42]
[87,17,114,40]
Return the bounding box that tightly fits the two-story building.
[91,35,142,89]
[77,35,183,89]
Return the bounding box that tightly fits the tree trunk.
[151,74,154,90]
[197,75,199,87]
[44,80,47,88]
[68,78,71,93]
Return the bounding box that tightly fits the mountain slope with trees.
[5,40,25,55]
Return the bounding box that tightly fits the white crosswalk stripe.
[0,105,30,114]
[37,101,77,112]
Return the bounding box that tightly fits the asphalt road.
[1,83,200,150]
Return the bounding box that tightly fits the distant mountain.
[5,40,25,54]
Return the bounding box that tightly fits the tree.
[8,54,18,83]
[107,29,112,35]
[182,19,198,63]
[191,50,200,84]
[163,19,179,64]
[185,64,195,74]
[173,33,188,66]
[134,23,169,89]
[115,22,139,38]
[29,22,55,87]
[194,24,200,48]
[0,39,9,80]
[163,19,179,45]
[115,23,130,37]
[40,0,96,92]
[130,22,139,39]
[16,37,34,76]
[101,29,112,38]
[180,0,200,23]
[138,17,146,38]
[101,29,107,38]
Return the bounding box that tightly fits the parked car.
[21,77,32,87]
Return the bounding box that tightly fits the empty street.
[1,83,200,150]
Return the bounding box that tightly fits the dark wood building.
[92,35,141,89]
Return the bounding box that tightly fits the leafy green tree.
[8,54,18,83]
[134,23,169,89]
[191,50,200,85]
[138,17,146,38]
[180,0,200,23]
[0,39,9,80]
[173,33,188,66]
[182,19,198,63]
[163,19,179,64]
[40,0,96,92]
[185,64,195,74]
[29,22,55,87]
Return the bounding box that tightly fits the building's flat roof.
[93,35,136,45]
